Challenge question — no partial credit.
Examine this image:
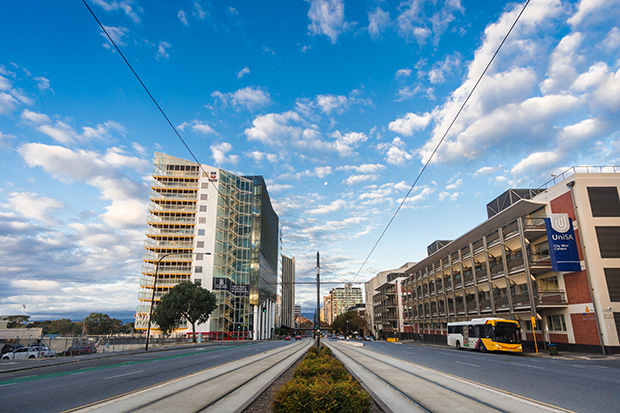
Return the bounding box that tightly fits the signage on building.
[209,171,218,182]
[544,213,581,272]
[213,277,249,296]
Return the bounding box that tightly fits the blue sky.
[1,0,619,320]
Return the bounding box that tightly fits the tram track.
[325,341,570,413]
[72,340,311,413]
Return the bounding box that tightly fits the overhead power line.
[351,0,532,282]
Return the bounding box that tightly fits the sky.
[1,0,620,321]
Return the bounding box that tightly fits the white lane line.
[455,361,480,367]
[510,362,544,370]
[0,383,18,388]
[570,364,586,369]
[104,370,144,380]
[592,365,610,369]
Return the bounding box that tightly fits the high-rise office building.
[330,283,363,320]
[281,255,295,328]
[135,153,278,340]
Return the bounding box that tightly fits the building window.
[199,205,207,212]
[587,187,620,217]
[197,241,204,248]
[604,268,620,302]
[195,266,203,273]
[198,229,205,236]
[539,276,559,292]
[199,217,206,223]
[196,253,204,261]
[201,182,208,189]
[547,314,567,332]
[200,194,208,200]
[195,278,202,285]
[595,227,620,258]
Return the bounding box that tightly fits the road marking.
[592,365,609,369]
[455,361,480,367]
[104,370,144,380]
[0,382,17,388]
[510,362,544,370]
[570,364,585,369]
[70,371,88,376]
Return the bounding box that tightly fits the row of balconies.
[144,239,194,249]
[139,276,192,289]
[148,202,197,213]
[151,180,198,190]
[145,227,195,237]
[150,191,198,202]
[147,215,196,225]
[141,264,192,275]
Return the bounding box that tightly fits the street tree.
[152,281,216,341]
[331,311,366,335]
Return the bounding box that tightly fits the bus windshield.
[494,322,521,344]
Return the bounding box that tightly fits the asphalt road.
[356,340,620,413]
[0,340,296,413]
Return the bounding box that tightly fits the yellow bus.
[447,318,522,353]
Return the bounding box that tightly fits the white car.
[1,344,55,360]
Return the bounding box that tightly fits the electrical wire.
[351,0,532,282]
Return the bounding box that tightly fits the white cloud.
[379,137,414,166]
[395,68,412,79]
[439,191,461,202]
[17,143,149,229]
[34,76,51,91]
[212,87,272,111]
[92,0,142,23]
[428,53,461,84]
[248,151,278,163]
[314,166,333,178]
[193,2,207,20]
[0,92,19,114]
[344,174,376,185]
[210,142,239,165]
[237,66,250,79]
[510,151,562,177]
[6,192,64,224]
[333,131,368,156]
[21,109,51,124]
[601,27,620,52]
[156,41,171,60]
[0,74,11,91]
[101,26,129,47]
[21,109,123,143]
[368,8,390,40]
[445,178,462,190]
[82,121,124,140]
[177,120,217,135]
[178,10,188,25]
[307,0,348,44]
[308,199,346,215]
[337,163,386,174]
[473,166,500,176]
[388,112,431,136]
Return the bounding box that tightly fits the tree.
[331,311,366,335]
[152,281,216,341]
[84,313,124,335]
[7,315,30,328]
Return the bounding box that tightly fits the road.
[351,340,620,412]
[0,340,296,412]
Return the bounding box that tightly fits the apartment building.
[396,168,620,353]
[136,152,279,340]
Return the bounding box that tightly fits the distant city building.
[329,283,363,321]
[294,305,301,317]
[135,152,279,340]
[323,295,332,325]
[281,255,295,328]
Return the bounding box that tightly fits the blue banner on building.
[544,214,581,272]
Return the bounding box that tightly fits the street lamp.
[144,251,211,351]
[145,252,172,351]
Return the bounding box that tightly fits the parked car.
[284,336,291,341]
[1,344,55,360]
[364,336,375,341]
[1,343,24,355]
[63,344,97,356]
[294,335,302,340]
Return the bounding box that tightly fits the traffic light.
[262,307,266,313]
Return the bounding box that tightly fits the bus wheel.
[455,340,461,350]
[479,343,488,353]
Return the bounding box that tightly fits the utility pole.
[316,251,321,350]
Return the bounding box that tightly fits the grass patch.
[273,345,370,413]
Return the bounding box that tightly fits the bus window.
[494,322,521,343]
[483,325,493,338]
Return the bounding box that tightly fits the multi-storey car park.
[370,167,620,354]
[136,152,278,340]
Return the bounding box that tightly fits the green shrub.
[308,345,319,355]
[273,374,370,413]
[273,346,371,413]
